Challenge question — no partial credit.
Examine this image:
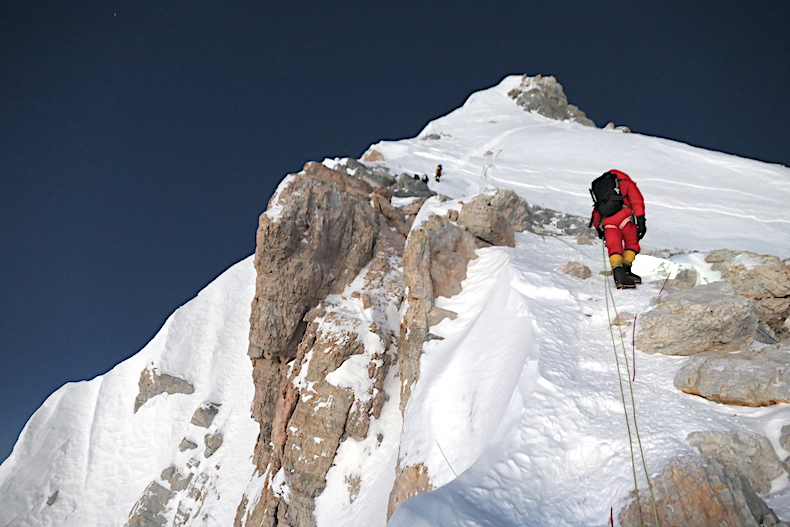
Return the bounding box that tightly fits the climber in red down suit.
[589,169,647,289]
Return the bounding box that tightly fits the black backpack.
[590,172,624,218]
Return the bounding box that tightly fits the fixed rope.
[601,242,660,527]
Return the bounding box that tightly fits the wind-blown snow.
[0,257,259,527]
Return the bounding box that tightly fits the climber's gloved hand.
[596,226,605,239]
[636,216,647,240]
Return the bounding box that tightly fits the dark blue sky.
[1,1,788,462]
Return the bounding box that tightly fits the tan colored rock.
[239,164,407,527]
[755,297,790,334]
[707,249,790,335]
[127,481,173,527]
[134,367,194,413]
[248,162,380,361]
[707,250,790,299]
[362,149,384,162]
[371,191,411,237]
[635,282,756,355]
[178,438,197,452]
[611,312,635,326]
[576,234,593,245]
[489,189,531,232]
[674,344,790,406]
[457,194,515,247]
[619,456,786,527]
[558,261,591,279]
[387,464,432,519]
[427,306,458,327]
[507,74,596,127]
[687,430,786,493]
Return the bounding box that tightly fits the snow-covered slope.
[0,258,259,527]
[2,75,790,527]
[365,75,790,258]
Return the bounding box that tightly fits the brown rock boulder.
[687,430,786,493]
[619,455,787,527]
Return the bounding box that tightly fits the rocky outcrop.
[706,249,790,339]
[619,455,787,527]
[674,344,790,406]
[635,282,757,356]
[330,158,435,198]
[248,162,382,361]
[457,196,515,247]
[134,368,194,413]
[529,204,597,237]
[238,163,407,527]
[507,74,596,127]
[687,430,786,493]
[127,481,173,527]
[395,214,482,413]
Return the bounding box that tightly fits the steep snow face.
[388,230,790,527]
[0,257,259,527]
[364,75,790,258]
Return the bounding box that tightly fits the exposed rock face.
[507,74,596,127]
[619,455,787,527]
[635,282,757,355]
[134,368,194,413]
[457,195,515,247]
[529,204,597,237]
[687,430,786,493]
[395,214,481,414]
[330,157,435,198]
[674,344,790,406]
[392,173,434,198]
[487,189,531,232]
[707,249,790,338]
[248,162,381,361]
[127,481,173,527]
[558,261,591,279]
[239,168,587,524]
[455,189,531,246]
[238,163,407,527]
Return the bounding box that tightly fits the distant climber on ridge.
[421,174,429,183]
[589,170,647,289]
[435,164,442,182]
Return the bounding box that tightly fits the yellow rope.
[601,243,660,527]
